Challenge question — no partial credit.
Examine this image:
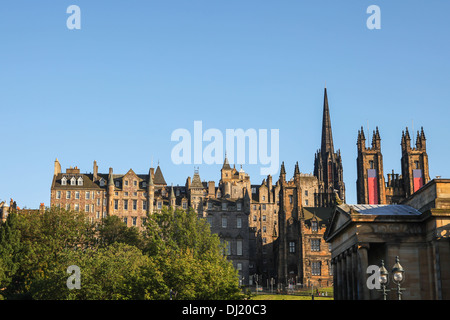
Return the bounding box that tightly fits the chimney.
[54,158,61,176]
[208,181,215,197]
[93,160,98,182]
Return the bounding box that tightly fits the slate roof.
[347,204,422,216]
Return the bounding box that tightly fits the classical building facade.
[325,179,450,300]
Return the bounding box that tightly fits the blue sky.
[0,1,449,208]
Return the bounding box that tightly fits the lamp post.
[378,260,390,300]
[391,256,405,300]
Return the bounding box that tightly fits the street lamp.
[391,256,405,300]
[378,260,390,300]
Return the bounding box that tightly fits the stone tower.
[313,88,345,207]
[401,127,430,198]
[356,126,386,204]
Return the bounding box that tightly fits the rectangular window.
[305,199,309,206]
[207,216,213,227]
[74,204,79,212]
[208,202,213,210]
[133,200,137,210]
[124,192,129,197]
[226,241,231,256]
[289,241,295,253]
[134,180,137,186]
[85,192,90,200]
[236,216,242,228]
[56,191,61,199]
[263,226,267,233]
[222,217,227,228]
[262,215,266,222]
[182,202,187,209]
[262,204,266,210]
[236,263,242,271]
[222,203,227,210]
[236,240,243,256]
[289,195,293,204]
[311,221,318,232]
[157,201,162,209]
[124,180,129,186]
[66,191,71,199]
[143,200,147,210]
[253,215,257,222]
[237,203,242,211]
[312,262,322,276]
[311,239,321,252]
[96,211,100,219]
[114,200,119,210]
[85,204,89,212]
[66,204,70,211]
[132,217,137,226]
[75,191,80,199]
[305,190,308,196]
[123,217,128,225]
[124,200,128,210]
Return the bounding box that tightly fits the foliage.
[0,206,243,300]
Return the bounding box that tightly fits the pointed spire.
[294,161,300,175]
[280,161,286,175]
[170,184,175,199]
[321,87,334,155]
[222,152,231,170]
[420,126,426,140]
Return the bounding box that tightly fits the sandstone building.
[50,88,343,288]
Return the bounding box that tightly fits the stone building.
[49,88,342,288]
[325,178,450,300]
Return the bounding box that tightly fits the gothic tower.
[401,127,430,198]
[356,126,386,204]
[313,88,345,207]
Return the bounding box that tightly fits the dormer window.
[99,178,106,187]
[311,220,318,232]
[237,203,242,211]
[70,177,76,185]
[115,181,120,187]
[142,182,147,188]
[61,177,67,186]
[77,177,83,186]
[222,203,227,210]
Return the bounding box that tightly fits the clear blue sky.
[1,1,449,208]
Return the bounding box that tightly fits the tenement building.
[50,88,344,288]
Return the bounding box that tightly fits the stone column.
[352,245,359,300]
[331,258,338,299]
[357,243,370,300]
[346,248,354,300]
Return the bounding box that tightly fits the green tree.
[98,215,143,249]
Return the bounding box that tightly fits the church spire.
[321,87,334,155]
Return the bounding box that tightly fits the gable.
[324,205,352,241]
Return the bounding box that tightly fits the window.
[133,200,137,210]
[222,203,227,210]
[262,204,266,210]
[225,241,231,255]
[415,161,420,169]
[66,191,71,199]
[115,181,119,187]
[305,190,308,196]
[289,195,293,204]
[289,241,295,253]
[74,204,79,212]
[85,205,90,213]
[312,262,322,276]
[134,180,137,186]
[124,200,128,210]
[369,160,374,169]
[132,217,137,226]
[262,237,267,244]
[75,191,80,199]
[143,200,147,210]
[237,203,242,211]
[114,200,118,210]
[97,198,100,206]
[222,217,227,228]
[262,196,266,201]
[96,211,100,219]
[236,240,243,256]
[253,205,256,210]
[262,215,266,222]
[157,201,162,209]
[251,187,256,194]
[236,263,242,271]
[207,216,213,227]
[182,202,187,209]
[133,192,137,197]
[305,200,309,206]
[311,239,321,252]
[208,202,213,210]
[263,226,267,233]
[85,191,90,200]
[70,177,76,185]
[311,220,318,232]
[124,192,129,197]
[56,191,61,199]
[99,178,105,187]
[61,177,67,185]
[253,215,257,222]
[142,182,147,188]
[78,177,83,186]
[124,180,128,186]
[236,216,242,228]
[123,217,128,225]
[66,204,70,211]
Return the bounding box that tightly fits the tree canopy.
[0,206,243,300]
